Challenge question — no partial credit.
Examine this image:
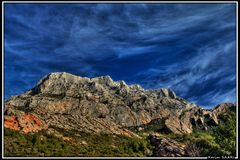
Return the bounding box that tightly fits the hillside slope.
[3,72,236,157]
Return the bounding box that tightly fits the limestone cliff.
[4,72,236,136]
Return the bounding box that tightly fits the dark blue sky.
[4,3,236,108]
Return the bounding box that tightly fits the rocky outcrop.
[4,110,47,134]
[149,134,186,157]
[212,103,236,117]
[149,133,204,157]
[4,72,236,136]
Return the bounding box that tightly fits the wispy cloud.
[4,3,236,108]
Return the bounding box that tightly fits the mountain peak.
[4,72,235,137]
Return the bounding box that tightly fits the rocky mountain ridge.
[4,72,236,137]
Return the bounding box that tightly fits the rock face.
[4,110,47,134]
[149,134,186,157]
[212,103,236,117]
[4,72,236,136]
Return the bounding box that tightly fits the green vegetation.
[4,128,152,157]
[4,128,72,157]
[165,131,225,156]
[4,108,236,157]
[212,109,236,156]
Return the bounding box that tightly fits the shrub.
[185,142,201,157]
[4,128,152,157]
[212,110,236,156]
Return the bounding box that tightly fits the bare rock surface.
[4,72,236,136]
[4,110,47,134]
[149,134,186,157]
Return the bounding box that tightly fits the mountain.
[3,72,236,157]
[4,72,233,134]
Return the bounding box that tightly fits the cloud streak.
[4,3,236,108]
